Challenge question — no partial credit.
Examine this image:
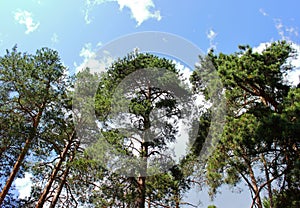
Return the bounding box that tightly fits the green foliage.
[263,188,300,208]
[191,41,299,207]
[83,51,192,207]
[1,41,298,207]
[0,46,73,206]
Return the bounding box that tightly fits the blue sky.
[1,0,299,71]
[1,0,300,207]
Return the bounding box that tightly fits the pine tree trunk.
[49,165,69,208]
[175,200,180,208]
[136,144,147,208]
[248,163,262,208]
[135,85,152,208]
[175,188,180,208]
[136,175,146,208]
[241,150,263,208]
[261,154,273,208]
[0,107,44,205]
[49,140,79,208]
[36,131,75,208]
[0,137,32,205]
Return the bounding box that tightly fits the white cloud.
[96,41,103,47]
[274,18,299,41]
[75,43,114,74]
[117,0,161,26]
[259,11,299,41]
[287,43,300,86]
[207,29,217,41]
[206,28,217,51]
[285,26,299,37]
[172,60,193,88]
[80,43,96,59]
[274,18,285,40]
[51,33,59,44]
[84,0,116,24]
[84,0,161,26]
[259,8,268,16]
[75,43,96,72]
[252,42,271,53]
[287,69,300,86]
[15,172,33,199]
[14,10,40,34]
[289,43,300,68]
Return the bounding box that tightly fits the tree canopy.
[0,41,299,208]
[191,40,299,208]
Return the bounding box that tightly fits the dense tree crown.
[85,52,194,207]
[191,41,299,208]
[0,46,72,207]
[0,41,299,208]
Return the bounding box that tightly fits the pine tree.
[191,41,299,208]
[75,52,195,207]
[0,46,71,206]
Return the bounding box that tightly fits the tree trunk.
[49,140,79,208]
[242,152,262,208]
[0,137,32,205]
[136,175,146,208]
[135,142,147,208]
[175,198,180,208]
[175,189,180,208]
[248,163,262,208]
[261,154,273,208]
[135,85,152,208]
[36,131,75,208]
[0,107,44,205]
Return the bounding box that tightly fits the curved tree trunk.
[0,106,44,206]
[36,131,75,208]
[0,138,32,205]
[261,154,273,208]
[49,140,79,208]
[242,152,262,208]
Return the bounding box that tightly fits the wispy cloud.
[274,18,299,40]
[259,9,299,41]
[80,43,96,59]
[206,28,217,51]
[84,0,115,24]
[285,25,299,38]
[74,43,97,73]
[14,10,40,34]
[51,33,59,44]
[84,0,161,26]
[259,8,268,16]
[74,42,114,73]
[274,18,285,39]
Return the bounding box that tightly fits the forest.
[0,41,299,208]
